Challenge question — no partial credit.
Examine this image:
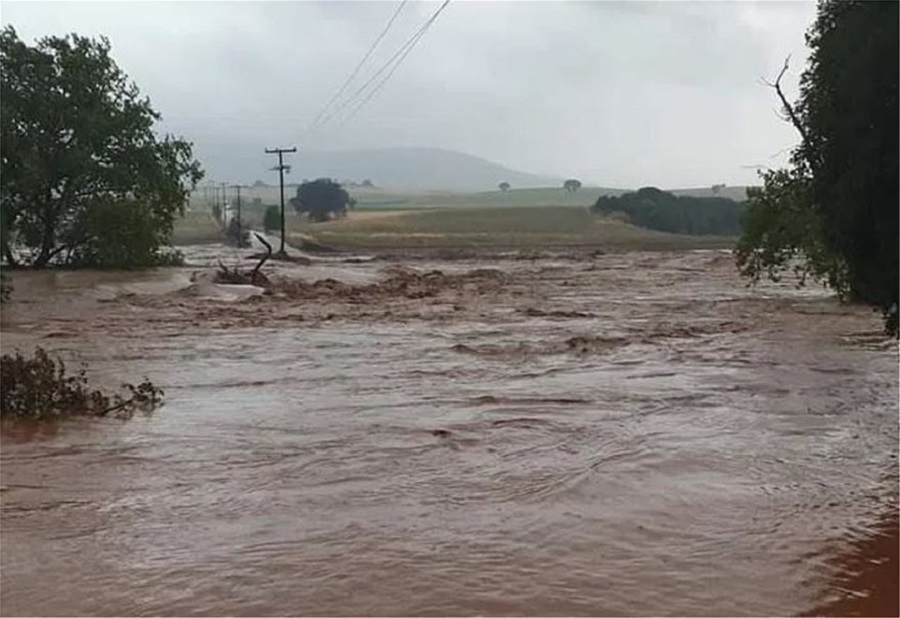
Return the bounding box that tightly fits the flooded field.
[1,247,897,616]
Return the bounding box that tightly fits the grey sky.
[2,0,817,188]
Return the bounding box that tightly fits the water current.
[1,248,897,616]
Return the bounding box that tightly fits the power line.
[335,0,451,131]
[308,0,408,132]
[305,0,451,140]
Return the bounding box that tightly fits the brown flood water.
[1,248,897,617]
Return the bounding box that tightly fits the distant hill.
[293,147,562,191]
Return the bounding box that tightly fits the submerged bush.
[0,347,163,420]
[0,271,10,302]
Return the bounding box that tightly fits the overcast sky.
[2,0,817,188]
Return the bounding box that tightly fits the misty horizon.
[2,0,817,188]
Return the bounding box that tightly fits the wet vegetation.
[0,347,163,420]
[291,178,356,222]
[0,270,10,302]
[0,26,202,269]
[591,187,745,236]
[735,0,898,336]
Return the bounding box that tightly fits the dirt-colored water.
[1,247,897,616]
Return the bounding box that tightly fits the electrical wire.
[333,0,451,131]
[307,0,409,132]
[304,0,452,141]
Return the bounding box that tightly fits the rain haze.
[1,0,817,189]
[2,2,898,617]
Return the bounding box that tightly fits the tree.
[291,178,353,223]
[0,27,203,268]
[592,187,745,236]
[499,181,511,193]
[361,179,375,188]
[211,202,223,226]
[225,217,249,248]
[263,205,280,233]
[0,271,10,302]
[563,179,582,193]
[735,0,898,335]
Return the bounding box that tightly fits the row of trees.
[734,0,898,335]
[592,187,745,236]
[497,179,583,193]
[0,27,202,268]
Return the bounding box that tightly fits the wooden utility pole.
[219,182,228,224]
[265,147,296,254]
[231,184,246,246]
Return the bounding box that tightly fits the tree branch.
[762,56,814,165]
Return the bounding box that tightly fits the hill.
[284,147,562,191]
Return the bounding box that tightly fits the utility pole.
[231,184,246,246]
[219,182,228,225]
[265,147,297,254]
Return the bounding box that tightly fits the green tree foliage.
[735,0,898,335]
[225,217,249,248]
[291,178,354,223]
[0,27,203,268]
[592,187,745,236]
[563,179,582,193]
[0,270,10,302]
[1,346,163,420]
[499,181,510,193]
[263,205,280,233]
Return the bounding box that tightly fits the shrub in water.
[0,347,163,420]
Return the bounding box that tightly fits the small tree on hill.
[291,179,353,223]
[499,182,511,193]
[563,179,582,193]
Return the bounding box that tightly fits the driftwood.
[214,233,272,286]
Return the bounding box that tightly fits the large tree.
[291,178,354,223]
[563,179,582,193]
[735,0,898,335]
[0,27,203,268]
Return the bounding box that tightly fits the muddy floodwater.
[1,248,897,616]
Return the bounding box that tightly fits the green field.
[189,184,749,213]
[189,185,618,213]
[173,199,735,251]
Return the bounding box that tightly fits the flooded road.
[1,249,897,616]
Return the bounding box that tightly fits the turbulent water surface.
[1,248,897,616]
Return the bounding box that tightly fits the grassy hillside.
[284,206,734,250]
[670,186,750,201]
[189,185,624,213]
[173,202,734,251]
[189,185,750,214]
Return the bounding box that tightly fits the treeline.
[591,187,745,236]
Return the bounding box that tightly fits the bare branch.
[250,233,272,285]
[763,56,812,152]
